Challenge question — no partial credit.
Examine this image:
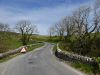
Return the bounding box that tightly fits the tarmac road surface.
[0,43,84,75]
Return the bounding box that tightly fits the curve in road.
[1,43,85,75]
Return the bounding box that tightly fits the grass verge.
[64,60,100,75]
[66,61,93,75]
[0,53,21,63]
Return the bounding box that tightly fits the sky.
[0,0,94,35]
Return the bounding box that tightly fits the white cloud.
[0,1,93,35]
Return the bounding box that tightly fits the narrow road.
[0,43,84,75]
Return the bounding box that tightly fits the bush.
[61,33,100,57]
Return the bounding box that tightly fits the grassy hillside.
[32,34,48,41]
[0,31,22,53]
[0,32,46,53]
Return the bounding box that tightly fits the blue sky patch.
[0,0,94,35]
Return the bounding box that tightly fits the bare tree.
[0,23,10,32]
[62,16,76,37]
[66,6,93,55]
[16,20,38,45]
[72,6,91,36]
[94,0,100,33]
[54,22,65,40]
[48,26,55,40]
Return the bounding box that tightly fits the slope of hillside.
[0,31,22,53]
